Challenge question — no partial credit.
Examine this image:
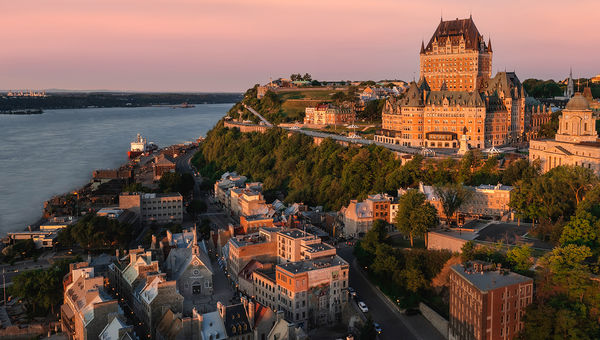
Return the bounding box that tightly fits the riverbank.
[0,109,43,115]
[0,104,230,234]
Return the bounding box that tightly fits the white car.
[358,301,369,313]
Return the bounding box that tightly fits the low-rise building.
[119,192,183,224]
[214,172,247,206]
[61,262,122,340]
[449,261,533,340]
[153,154,176,180]
[341,193,393,237]
[419,183,513,220]
[304,104,356,126]
[240,215,275,234]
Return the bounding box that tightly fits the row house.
[340,193,393,237]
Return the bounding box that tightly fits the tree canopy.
[395,189,438,247]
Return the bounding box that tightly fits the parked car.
[373,322,382,334]
[347,287,357,297]
[405,308,420,316]
[358,301,369,313]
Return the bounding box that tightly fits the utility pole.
[3,268,6,306]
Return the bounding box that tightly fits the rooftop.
[303,242,334,253]
[451,262,532,292]
[230,233,269,248]
[278,255,348,275]
[278,229,313,239]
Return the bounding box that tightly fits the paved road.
[337,246,445,340]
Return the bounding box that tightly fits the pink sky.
[1,0,599,92]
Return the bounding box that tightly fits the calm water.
[0,104,231,234]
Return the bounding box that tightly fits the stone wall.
[419,302,448,339]
[427,232,467,253]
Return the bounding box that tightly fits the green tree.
[548,244,592,301]
[395,189,439,247]
[402,266,427,293]
[460,241,476,262]
[501,159,540,186]
[434,183,472,226]
[559,212,599,249]
[506,244,533,272]
[361,219,388,254]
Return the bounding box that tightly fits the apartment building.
[276,255,349,329]
[119,192,183,224]
[227,228,279,282]
[449,261,533,340]
[240,214,275,234]
[214,172,247,206]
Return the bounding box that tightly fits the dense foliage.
[194,124,539,210]
[159,172,195,196]
[355,223,453,312]
[11,258,80,316]
[56,213,134,250]
[523,78,600,99]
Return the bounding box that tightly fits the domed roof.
[565,93,590,111]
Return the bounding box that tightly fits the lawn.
[280,100,321,122]
[277,89,339,100]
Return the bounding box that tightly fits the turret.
[488,38,492,52]
[420,40,425,54]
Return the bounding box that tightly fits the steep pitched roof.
[424,17,487,52]
[223,304,252,337]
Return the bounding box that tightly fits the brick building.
[152,153,176,180]
[449,261,533,340]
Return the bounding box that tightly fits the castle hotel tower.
[375,16,550,150]
[420,16,492,92]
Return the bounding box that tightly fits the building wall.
[449,269,533,340]
[427,232,468,253]
[529,140,600,175]
[228,241,277,280]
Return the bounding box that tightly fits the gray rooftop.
[278,255,347,274]
[304,243,334,253]
[451,263,532,292]
[278,229,312,239]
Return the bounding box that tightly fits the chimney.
[276,310,284,322]
[217,301,225,318]
[151,234,157,249]
[167,230,173,244]
[241,295,248,310]
[192,308,203,336]
[247,300,255,327]
[228,224,235,236]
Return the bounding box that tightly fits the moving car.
[358,301,369,313]
[347,287,357,297]
[373,322,382,334]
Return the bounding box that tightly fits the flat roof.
[278,255,347,275]
[303,243,334,253]
[451,263,532,292]
[430,220,553,250]
[230,234,269,247]
[278,229,312,239]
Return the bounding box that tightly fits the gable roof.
[424,17,487,52]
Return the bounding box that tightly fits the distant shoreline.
[0,109,43,115]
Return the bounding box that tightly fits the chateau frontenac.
[376,17,551,149]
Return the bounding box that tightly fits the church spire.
[420,40,425,54]
[487,37,492,52]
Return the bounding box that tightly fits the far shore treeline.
[0,92,242,111]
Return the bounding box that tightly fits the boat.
[128,133,158,159]
[172,102,195,109]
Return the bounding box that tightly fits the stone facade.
[119,192,183,224]
[341,193,393,237]
[304,103,356,125]
[529,93,600,174]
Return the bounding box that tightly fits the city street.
[337,246,445,340]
